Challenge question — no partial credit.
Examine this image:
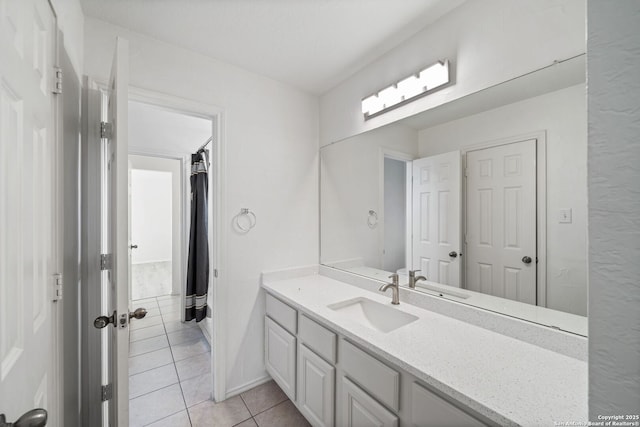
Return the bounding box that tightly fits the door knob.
[129,244,138,249]
[0,408,47,427]
[449,251,458,258]
[522,256,532,264]
[94,311,116,329]
[129,308,147,320]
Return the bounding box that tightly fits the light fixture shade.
[362,94,383,116]
[362,60,450,119]
[419,61,449,91]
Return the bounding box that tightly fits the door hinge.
[53,273,63,302]
[101,384,113,402]
[100,121,113,139]
[100,254,113,270]
[214,269,218,278]
[52,67,62,94]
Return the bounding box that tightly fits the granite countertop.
[262,273,587,427]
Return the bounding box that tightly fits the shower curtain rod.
[197,136,213,152]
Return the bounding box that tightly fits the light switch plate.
[559,208,572,223]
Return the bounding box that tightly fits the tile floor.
[129,294,309,427]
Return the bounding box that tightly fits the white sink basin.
[327,297,419,333]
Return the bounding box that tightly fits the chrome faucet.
[408,269,427,289]
[379,274,400,305]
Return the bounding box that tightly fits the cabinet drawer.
[411,382,486,427]
[299,314,337,364]
[340,339,400,412]
[266,293,297,334]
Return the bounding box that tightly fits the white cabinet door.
[340,377,397,427]
[411,382,485,426]
[412,151,462,287]
[297,344,335,427]
[466,140,537,304]
[265,317,296,400]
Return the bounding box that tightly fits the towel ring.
[234,208,256,233]
[367,210,378,229]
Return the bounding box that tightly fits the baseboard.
[225,374,272,399]
[198,318,212,345]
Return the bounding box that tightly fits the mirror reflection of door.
[465,139,537,304]
[411,151,462,287]
[410,141,538,304]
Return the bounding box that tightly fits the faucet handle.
[388,273,399,284]
[408,269,420,277]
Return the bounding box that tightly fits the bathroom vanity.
[262,268,587,427]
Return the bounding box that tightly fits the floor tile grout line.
[129,345,170,359]
[128,360,175,378]
[129,377,181,401]
[128,380,180,402]
[250,398,291,418]
[141,407,186,427]
[164,316,194,426]
[130,297,190,426]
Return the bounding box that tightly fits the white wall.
[418,84,587,316]
[321,124,417,268]
[320,0,585,146]
[383,158,407,272]
[83,18,319,394]
[50,0,84,78]
[130,169,173,264]
[587,1,640,419]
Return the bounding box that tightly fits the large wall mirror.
[320,55,587,336]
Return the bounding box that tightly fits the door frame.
[378,148,414,272]
[461,130,547,307]
[127,86,228,402]
[127,151,188,303]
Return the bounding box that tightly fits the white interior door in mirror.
[412,151,461,287]
[0,0,57,422]
[465,139,536,304]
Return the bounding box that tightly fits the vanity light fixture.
[362,60,450,119]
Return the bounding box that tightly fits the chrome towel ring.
[234,208,257,233]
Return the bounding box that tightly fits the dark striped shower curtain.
[185,150,209,322]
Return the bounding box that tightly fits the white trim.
[460,130,547,308]
[225,375,272,399]
[126,87,228,402]
[51,10,64,426]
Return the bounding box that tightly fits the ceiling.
[79,0,464,94]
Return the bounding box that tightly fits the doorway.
[381,153,412,274]
[126,99,219,425]
[129,155,181,301]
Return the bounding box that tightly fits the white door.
[100,37,131,426]
[0,0,59,424]
[412,151,462,287]
[465,139,537,304]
